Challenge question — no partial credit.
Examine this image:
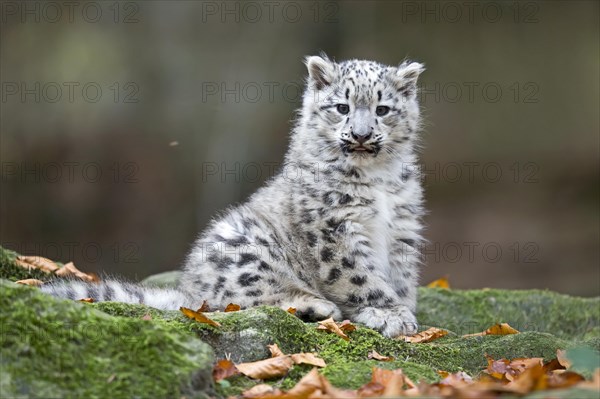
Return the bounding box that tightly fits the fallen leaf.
[338,319,357,333]
[16,255,59,273]
[224,303,241,312]
[242,383,282,398]
[236,355,294,380]
[213,359,239,382]
[15,279,44,287]
[367,350,395,361]
[426,276,449,289]
[291,353,327,368]
[357,381,385,397]
[287,307,297,315]
[197,300,210,312]
[55,262,98,282]
[437,371,473,386]
[398,327,448,343]
[141,314,152,321]
[577,368,600,391]
[268,343,285,357]
[78,297,94,303]
[547,370,585,389]
[463,323,519,337]
[504,364,547,394]
[180,307,221,327]
[285,368,324,397]
[317,317,350,341]
[556,349,572,369]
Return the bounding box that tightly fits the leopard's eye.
[376,106,390,116]
[336,104,350,115]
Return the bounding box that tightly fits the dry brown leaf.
[287,307,297,315]
[291,353,327,368]
[78,297,94,303]
[382,372,405,397]
[286,368,324,398]
[367,350,395,361]
[426,276,449,289]
[577,368,600,391]
[338,320,357,333]
[55,262,98,282]
[16,255,59,273]
[236,355,294,380]
[224,303,241,312]
[463,323,519,337]
[556,349,572,369]
[317,317,350,341]
[437,371,473,386]
[213,359,239,382]
[15,279,44,287]
[398,327,448,343]
[504,364,547,394]
[268,343,286,358]
[242,383,282,398]
[197,300,210,312]
[141,314,152,321]
[547,370,585,389]
[357,381,385,397]
[180,307,221,327]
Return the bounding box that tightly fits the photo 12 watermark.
[0,1,140,24]
[1,82,140,104]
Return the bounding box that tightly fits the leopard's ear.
[392,60,425,96]
[305,54,338,90]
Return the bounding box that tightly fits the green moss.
[2,245,598,397]
[0,279,214,397]
[0,247,50,282]
[418,287,600,340]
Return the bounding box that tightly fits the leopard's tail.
[40,279,196,310]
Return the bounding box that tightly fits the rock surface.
[1,245,599,397]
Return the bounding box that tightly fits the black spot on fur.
[341,257,355,269]
[258,261,272,272]
[208,254,234,270]
[326,268,342,283]
[227,236,249,246]
[339,194,352,205]
[396,285,408,297]
[322,192,334,206]
[302,211,314,224]
[223,290,233,298]
[321,246,334,262]
[213,276,226,295]
[238,253,259,266]
[257,237,270,246]
[348,293,363,304]
[350,275,367,286]
[238,273,260,287]
[246,289,263,297]
[367,289,385,302]
[377,90,382,101]
[400,238,415,247]
[306,232,317,247]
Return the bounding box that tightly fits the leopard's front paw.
[353,305,418,338]
[291,298,343,322]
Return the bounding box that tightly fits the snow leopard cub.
[43,54,425,337]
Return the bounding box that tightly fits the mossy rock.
[417,287,600,340]
[1,245,598,397]
[0,279,214,398]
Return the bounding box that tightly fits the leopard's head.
[296,54,424,169]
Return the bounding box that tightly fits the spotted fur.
[42,55,426,337]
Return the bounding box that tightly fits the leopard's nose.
[351,131,373,144]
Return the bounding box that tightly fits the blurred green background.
[1,1,598,295]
